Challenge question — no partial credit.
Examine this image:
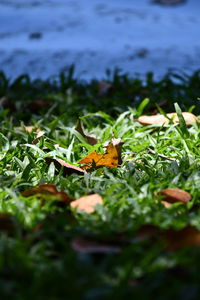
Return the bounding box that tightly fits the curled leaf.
[22,184,73,202]
[159,188,191,207]
[70,194,103,213]
[46,158,85,175]
[138,112,198,126]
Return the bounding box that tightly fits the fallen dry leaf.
[46,158,85,175]
[164,226,200,251]
[22,184,73,202]
[70,194,103,213]
[0,213,17,233]
[75,119,98,145]
[15,125,42,133]
[138,112,198,126]
[71,237,121,254]
[159,188,191,207]
[136,225,200,251]
[15,126,45,144]
[79,138,123,170]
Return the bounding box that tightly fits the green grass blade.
[174,102,189,138]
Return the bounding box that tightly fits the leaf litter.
[1,98,200,298]
[79,138,124,169]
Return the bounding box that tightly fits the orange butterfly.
[79,139,123,170]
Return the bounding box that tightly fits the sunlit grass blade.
[174,102,189,138]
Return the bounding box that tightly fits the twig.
[147,148,176,161]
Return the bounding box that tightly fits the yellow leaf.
[79,139,123,170]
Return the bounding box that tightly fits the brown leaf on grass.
[79,138,124,170]
[70,194,103,213]
[75,119,98,145]
[138,112,198,126]
[164,226,200,251]
[159,188,191,207]
[22,184,74,202]
[71,237,121,254]
[15,126,45,144]
[0,213,17,233]
[136,225,200,251]
[45,158,85,175]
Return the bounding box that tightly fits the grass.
[1,68,200,299]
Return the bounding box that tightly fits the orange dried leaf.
[70,194,103,213]
[46,158,85,175]
[159,188,191,206]
[138,112,198,126]
[79,139,123,170]
[22,184,73,202]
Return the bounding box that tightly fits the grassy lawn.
[1,68,200,299]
